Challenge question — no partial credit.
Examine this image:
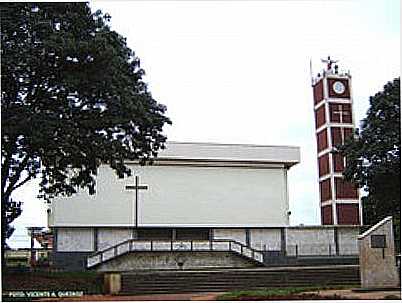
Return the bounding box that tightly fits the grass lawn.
[2,269,103,296]
[216,285,360,300]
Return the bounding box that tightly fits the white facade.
[97,228,132,251]
[156,141,300,166]
[250,229,282,251]
[57,228,94,252]
[286,227,336,256]
[49,142,300,228]
[54,226,359,256]
[213,229,247,243]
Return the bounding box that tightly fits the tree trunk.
[1,194,9,276]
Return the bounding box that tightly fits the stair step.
[121,283,359,294]
[119,266,360,294]
[122,274,359,280]
[122,284,359,291]
[122,273,359,281]
[124,284,358,290]
[122,278,360,284]
[123,270,358,277]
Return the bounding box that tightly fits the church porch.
[51,225,361,271]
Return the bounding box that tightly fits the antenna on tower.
[309,58,314,86]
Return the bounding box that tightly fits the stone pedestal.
[104,272,121,295]
[358,216,399,289]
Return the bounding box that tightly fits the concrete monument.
[358,216,399,289]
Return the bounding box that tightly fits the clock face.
[333,81,345,94]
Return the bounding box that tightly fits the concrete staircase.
[87,239,264,269]
[120,265,360,294]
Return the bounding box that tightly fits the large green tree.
[1,2,171,265]
[339,78,400,250]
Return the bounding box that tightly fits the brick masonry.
[320,178,332,202]
[337,204,360,225]
[313,79,324,104]
[315,105,326,128]
[312,69,361,225]
[318,154,330,177]
[316,129,328,152]
[321,205,333,225]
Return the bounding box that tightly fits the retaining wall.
[95,251,255,272]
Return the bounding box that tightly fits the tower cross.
[333,104,350,123]
[125,176,148,229]
[321,56,338,71]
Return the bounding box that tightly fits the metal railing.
[87,239,264,268]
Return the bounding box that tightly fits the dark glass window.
[176,229,210,240]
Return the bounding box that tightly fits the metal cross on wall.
[125,176,148,229]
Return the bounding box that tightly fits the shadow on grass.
[216,285,360,300]
[2,269,103,301]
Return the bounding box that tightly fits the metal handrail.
[86,238,264,268]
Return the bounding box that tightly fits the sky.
[8,0,400,248]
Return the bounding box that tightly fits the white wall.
[50,164,289,227]
[55,225,360,255]
[57,228,94,252]
[97,228,132,251]
[338,227,359,255]
[250,229,282,251]
[50,166,134,226]
[286,227,335,256]
[158,142,300,166]
[213,229,246,244]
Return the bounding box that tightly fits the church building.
[49,141,360,271]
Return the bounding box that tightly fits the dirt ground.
[38,292,223,301]
[37,289,401,301]
[303,288,401,300]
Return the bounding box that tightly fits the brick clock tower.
[312,57,362,225]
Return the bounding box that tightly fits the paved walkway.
[302,288,401,300]
[38,289,401,301]
[38,292,223,301]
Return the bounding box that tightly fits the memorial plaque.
[371,234,386,248]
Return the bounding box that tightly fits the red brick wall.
[332,153,344,172]
[315,105,326,129]
[318,154,330,177]
[331,127,354,146]
[313,79,324,104]
[335,177,359,199]
[336,204,360,225]
[331,127,342,146]
[344,128,353,140]
[327,78,350,98]
[320,178,332,202]
[321,205,333,225]
[317,129,328,152]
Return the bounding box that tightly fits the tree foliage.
[1,2,171,250]
[339,78,400,248]
[5,200,22,239]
